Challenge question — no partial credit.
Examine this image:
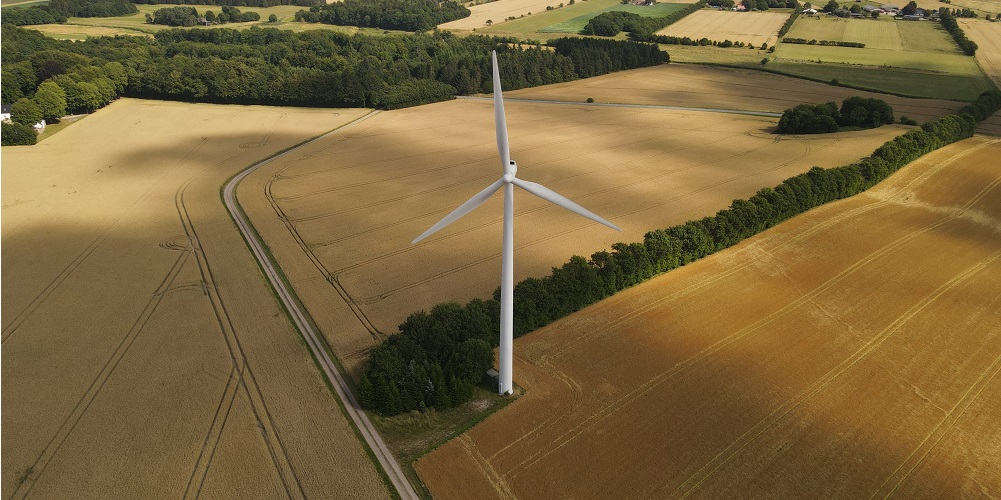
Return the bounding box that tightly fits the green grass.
[760,61,995,100]
[479,0,621,36]
[774,44,984,74]
[539,1,686,33]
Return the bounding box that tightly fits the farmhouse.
[802,7,818,14]
[1,103,11,122]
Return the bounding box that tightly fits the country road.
[220,110,421,500]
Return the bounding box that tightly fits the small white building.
[0,103,11,122]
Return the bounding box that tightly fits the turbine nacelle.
[413,49,621,395]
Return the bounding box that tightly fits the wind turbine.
[413,50,621,395]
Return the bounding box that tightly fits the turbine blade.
[412,178,506,244]
[492,50,511,173]
[511,177,621,231]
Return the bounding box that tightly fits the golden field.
[960,18,1001,90]
[503,64,963,123]
[415,135,1001,499]
[1,99,387,499]
[239,65,961,380]
[656,9,791,47]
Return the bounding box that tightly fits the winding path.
[220,111,420,500]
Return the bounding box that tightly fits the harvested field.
[960,18,1001,90]
[243,68,959,377]
[656,9,791,47]
[504,64,963,123]
[415,134,1001,499]
[439,0,599,30]
[784,16,905,50]
[1,99,387,498]
[28,23,146,40]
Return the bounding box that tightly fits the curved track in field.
[219,111,420,500]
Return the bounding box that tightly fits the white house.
[0,103,11,122]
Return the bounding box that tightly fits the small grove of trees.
[782,38,865,48]
[294,0,470,31]
[150,5,261,25]
[777,96,894,134]
[1,0,136,26]
[358,90,1001,416]
[938,9,978,56]
[581,0,705,37]
[134,0,317,6]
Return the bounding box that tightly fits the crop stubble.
[414,135,1001,498]
[1,99,386,498]
[656,9,791,47]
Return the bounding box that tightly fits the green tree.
[822,0,838,12]
[11,97,43,126]
[33,81,67,122]
[901,0,917,15]
[1,121,37,146]
[268,13,278,22]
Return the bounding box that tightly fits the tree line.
[1,25,666,140]
[782,38,864,48]
[630,32,767,50]
[777,0,799,37]
[133,0,318,6]
[148,5,260,25]
[581,0,705,37]
[777,96,894,134]
[293,0,470,31]
[1,0,136,26]
[938,9,977,56]
[358,89,1001,416]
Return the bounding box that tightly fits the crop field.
[440,0,612,30]
[1,99,388,498]
[538,2,686,33]
[504,63,963,123]
[757,15,996,100]
[475,0,695,38]
[415,134,1001,499]
[656,9,791,47]
[914,0,999,16]
[237,67,959,378]
[960,18,1001,90]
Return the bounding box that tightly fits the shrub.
[1,121,37,146]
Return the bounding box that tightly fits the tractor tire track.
[175,184,306,500]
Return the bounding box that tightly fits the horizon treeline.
[294,0,470,32]
[359,90,1001,416]
[1,0,137,26]
[1,25,667,116]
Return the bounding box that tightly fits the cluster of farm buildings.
[801,3,930,19]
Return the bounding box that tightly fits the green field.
[26,4,401,39]
[539,2,686,33]
[479,0,621,36]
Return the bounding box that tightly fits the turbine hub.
[503,173,515,184]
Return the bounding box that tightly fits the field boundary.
[456,95,783,117]
[217,111,421,500]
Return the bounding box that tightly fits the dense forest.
[1,0,136,26]
[294,0,470,31]
[359,90,1001,415]
[0,25,666,143]
[776,96,894,134]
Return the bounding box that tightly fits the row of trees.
[782,38,865,48]
[776,96,894,134]
[294,0,470,31]
[739,0,798,11]
[358,90,1001,416]
[777,0,800,37]
[631,32,764,50]
[938,9,978,56]
[1,0,136,26]
[148,5,260,25]
[581,0,705,37]
[134,0,317,6]
[1,25,667,132]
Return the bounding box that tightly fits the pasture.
[439,0,611,30]
[758,15,996,100]
[475,0,693,38]
[415,134,1001,499]
[960,18,1001,90]
[656,9,791,47]
[238,65,960,379]
[1,99,387,498]
[538,2,687,33]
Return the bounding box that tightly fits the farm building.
[1,103,11,122]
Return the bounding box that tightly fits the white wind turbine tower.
[413,50,621,395]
